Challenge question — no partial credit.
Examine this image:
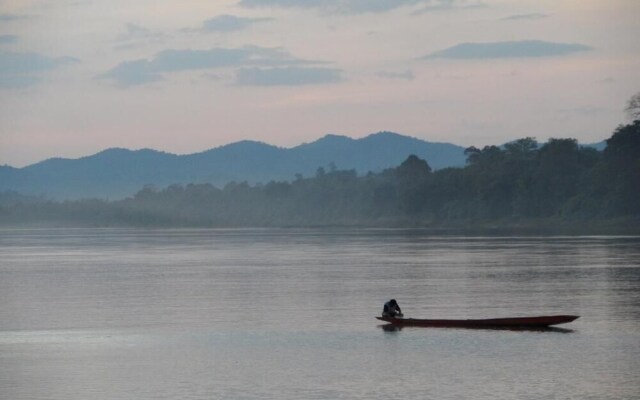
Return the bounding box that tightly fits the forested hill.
[2,121,638,232]
[0,132,466,200]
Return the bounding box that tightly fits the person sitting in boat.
[382,299,403,318]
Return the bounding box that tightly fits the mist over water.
[1,229,639,399]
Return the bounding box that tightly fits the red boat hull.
[376,315,579,328]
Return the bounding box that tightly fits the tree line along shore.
[1,120,638,233]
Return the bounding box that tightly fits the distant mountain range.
[0,132,469,199]
[0,132,607,200]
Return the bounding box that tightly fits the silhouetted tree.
[601,121,640,214]
[625,91,640,121]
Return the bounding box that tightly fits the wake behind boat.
[376,315,579,328]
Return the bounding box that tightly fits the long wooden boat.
[376,315,579,328]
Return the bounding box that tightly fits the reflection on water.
[1,229,639,399]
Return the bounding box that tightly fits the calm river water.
[1,228,639,399]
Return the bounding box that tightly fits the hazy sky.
[1,0,638,167]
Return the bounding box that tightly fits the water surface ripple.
[1,229,639,399]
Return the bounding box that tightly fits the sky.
[0,0,638,167]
